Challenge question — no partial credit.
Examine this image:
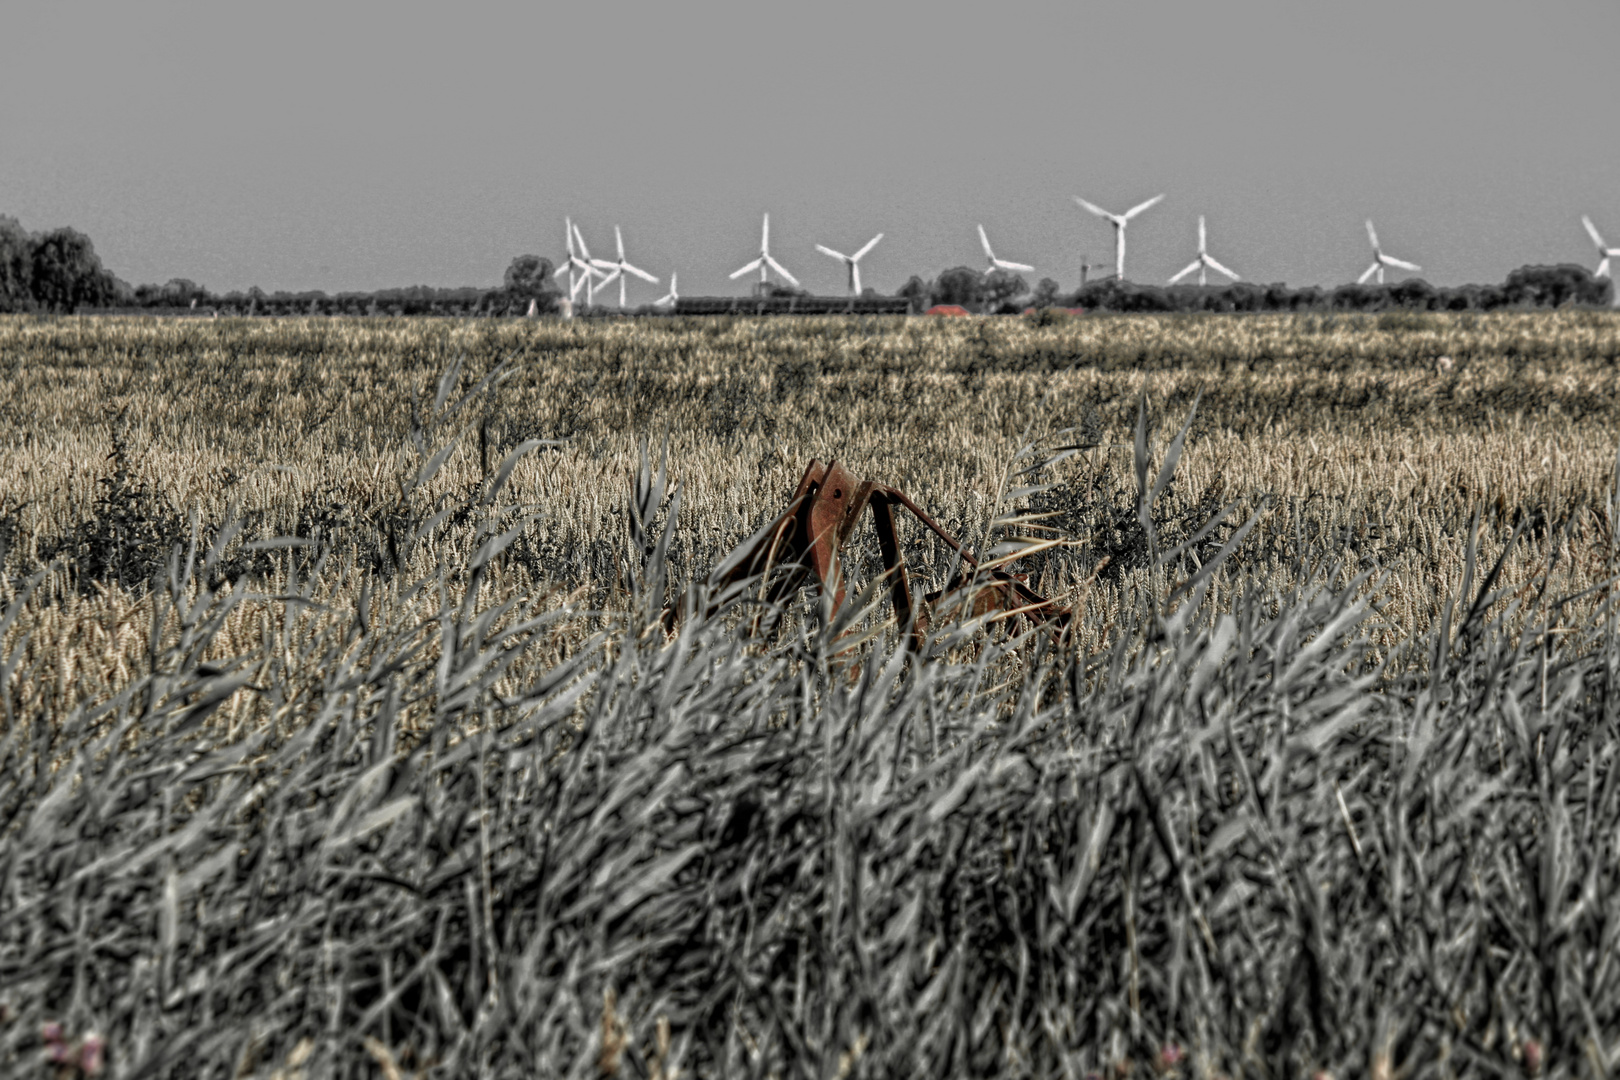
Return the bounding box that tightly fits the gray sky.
[3,0,1617,298]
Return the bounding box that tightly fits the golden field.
[1,310,1617,731]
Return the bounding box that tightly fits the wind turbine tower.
[730,213,800,293]
[1358,220,1421,284]
[569,222,615,307]
[1168,216,1240,286]
[816,234,884,296]
[553,217,605,306]
[591,226,659,309]
[1074,193,1165,282]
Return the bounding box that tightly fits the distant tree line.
[2,213,1612,317]
[1,215,566,316]
[896,263,1613,314]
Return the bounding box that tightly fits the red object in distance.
[924,305,972,317]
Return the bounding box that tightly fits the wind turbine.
[1582,216,1620,279]
[815,233,883,296]
[730,213,800,292]
[654,273,679,309]
[978,224,1033,276]
[1073,193,1164,282]
[552,217,605,305]
[1358,220,1421,284]
[568,222,615,307]
[590,226,659,308]
[1168,216,1240,286]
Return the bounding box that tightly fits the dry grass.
[1,311,1616,731]
[4,311,1620,1077]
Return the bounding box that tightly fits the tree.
[1502,264,1612,308]
[160,278,209,308]
[1030,277,1061,310]
[930,266,983,310]
[1389,277,1438,310]
[0,216,32,312]
[504,254,558,297]
[896,275,930,314]
[29,227,117,313]
[983,270,1029,313]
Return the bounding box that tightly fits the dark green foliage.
[27,226,118,313]
[501,255,563,314]
[0,216,32,313]
[982,269,1029,313]
[931,265,984,309]
[1503,262,1614,307]
[35,411,187,594]
[1071,267,1613,314]
[896,274,930,314]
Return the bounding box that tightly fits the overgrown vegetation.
[2,313,1620,1077]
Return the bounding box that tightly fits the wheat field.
[0,311,1616,730]
[3,311,1620,1078]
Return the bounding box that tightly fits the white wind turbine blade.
[978,224,995,259]
[1365,220,1381,254]
[589,257,617,271]
[1358,262,1380,285]
[557,218,576,279]
[570,273,586,303]
[654,272,678,306]
[1198,216,1207,254]
[572,225,590,260]
[816,244,849,261]
[1584,216,1607,251]
[994,258,1034,273]
[852,262,862,295]
[764,255,799,288]
[1598,256,1612,279]
[624,262,658,284]
[1073,195,1113,221]
[1169,260,1201,284]
[761,213,770,254]
[1381,255,1421,273]
[615,226,626,260]
[731,258,764,280]
[596,265,623,289]
[852,233,883,261]
[1204,254,1239,281]
[1124,193,1165,220]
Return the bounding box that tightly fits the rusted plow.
[708,460,1070,648]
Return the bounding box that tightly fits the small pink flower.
[41,1021,64,1044]
[80,1033,106,1075]
[1522,1039,1543,1075]
[1156,1043,1185,1072]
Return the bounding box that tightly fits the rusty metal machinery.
[709,460,1069,648]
